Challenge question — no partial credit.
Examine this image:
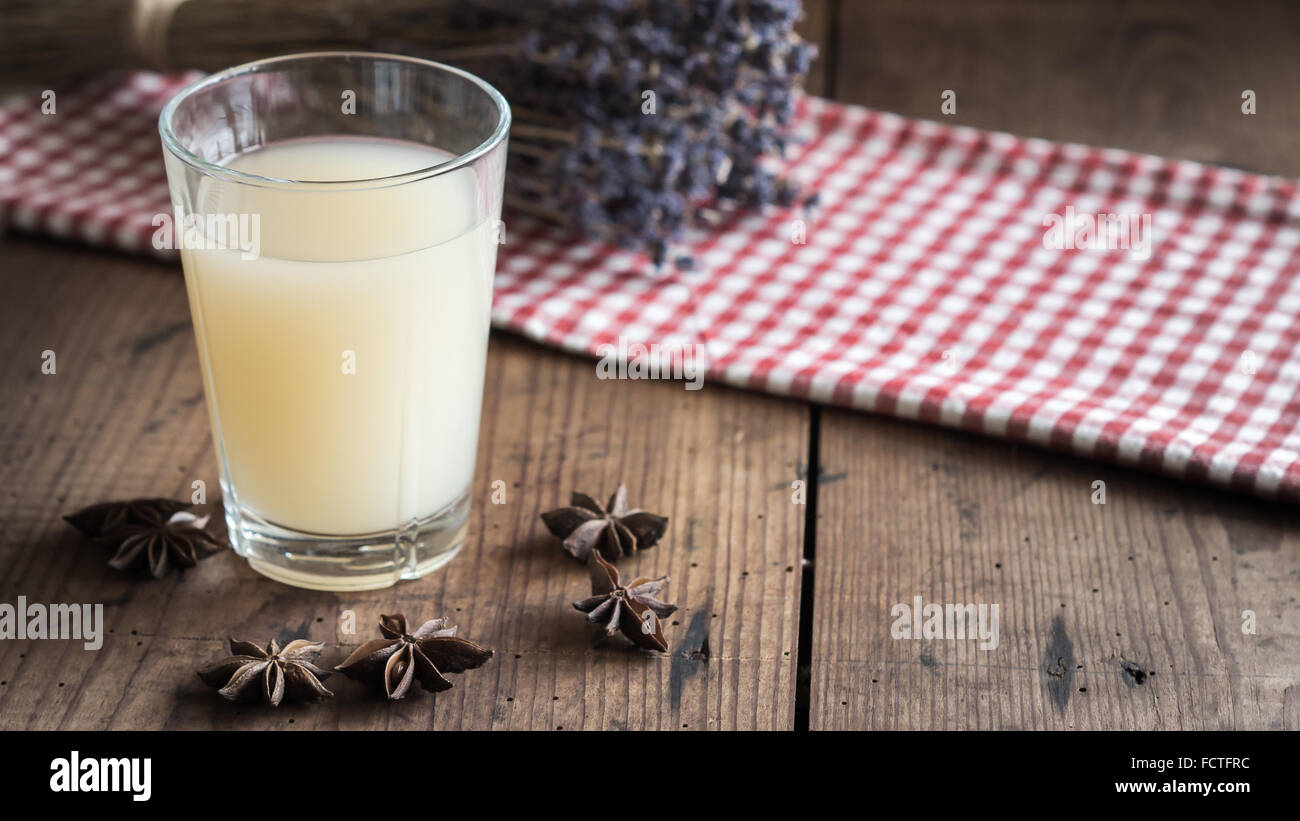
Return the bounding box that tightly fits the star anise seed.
[335,613,494,700]
[573,551,677,652]
[197,637,333,706]
[541,484,668,562]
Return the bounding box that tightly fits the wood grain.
[810,413,1299,729]
[0,236,807,730]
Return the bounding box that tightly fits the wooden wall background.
[798,0,1300,176]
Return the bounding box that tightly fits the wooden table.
[1,0,1297,730]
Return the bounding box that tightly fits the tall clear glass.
[159,52,509,591]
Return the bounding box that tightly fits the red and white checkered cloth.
[4,72,1300,502]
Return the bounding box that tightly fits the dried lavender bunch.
[402,0,816,265]
[13,1,813,264]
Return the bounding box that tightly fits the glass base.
[226,492,470,592]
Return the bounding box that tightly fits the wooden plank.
[0,236,808,730]
[833,0,1300,175]
[796,0,836,98]
[810,412,1299,730]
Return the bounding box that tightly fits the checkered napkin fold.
[3,72,1299,503]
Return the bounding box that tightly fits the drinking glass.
[159,52,509,591]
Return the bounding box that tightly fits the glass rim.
[158,50,511,190]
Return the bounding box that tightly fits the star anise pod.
[65,498,225,578]
[64,497,189,540]
[335,614,494,700]
[111,509,224,578]
[197,637,333,706]
[573,551,677,652]
[541,484,668,562]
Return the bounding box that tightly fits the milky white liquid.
[181,138,497,535]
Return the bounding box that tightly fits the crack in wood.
[1043,615,1075,713]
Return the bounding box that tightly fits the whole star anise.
[65,498,225,578]
[541,484,668,562]
[197,638,333,706]
[64,497,189,540]
[573,551,677,652]
[335,614,493,700]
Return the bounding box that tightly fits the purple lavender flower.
[421,0,816,267]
